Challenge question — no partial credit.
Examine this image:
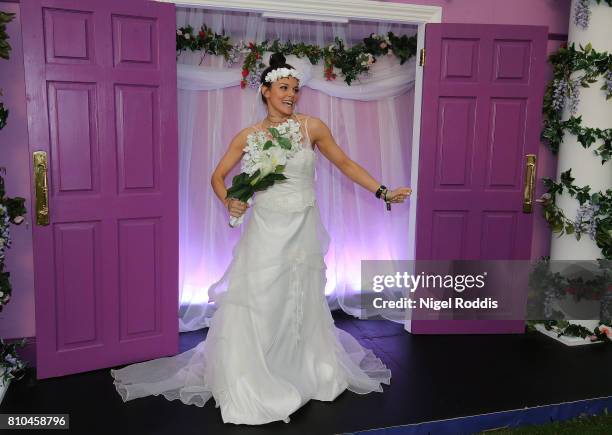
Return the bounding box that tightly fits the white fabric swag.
[177,53,416,101]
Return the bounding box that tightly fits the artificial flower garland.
[176,24,417,88]
[526,256,612,343]
[0,11,16,130]
[573,0,612,30]
[539,42,612,261]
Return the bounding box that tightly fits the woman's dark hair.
[260,52,295,105]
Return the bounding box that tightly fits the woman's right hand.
[226,198,249,218]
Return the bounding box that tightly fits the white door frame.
[159,0,441,260]
[158,0,441,331]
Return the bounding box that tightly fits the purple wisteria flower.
[246,63,266,89]
[551,78,580,115]
[574,202,600,240]
[574,0,591,30]
[567,80,580,115]
[604,69,612,99]
[225,40,247,68]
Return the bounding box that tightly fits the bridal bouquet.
[226,119,304,227]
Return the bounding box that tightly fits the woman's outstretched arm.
[308,117,412,203]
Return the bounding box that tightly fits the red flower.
[248,41,255,49]
[242,69,249,78]
[255,52,260,59]
[240,80,246,89]
[199,31,206,39]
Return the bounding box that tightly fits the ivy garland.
[0,11,16,130]
[539,42,612,261]
[541,43,612,158]
[538,169,612,260]
[526,256,612,344]
[176,23,417,88]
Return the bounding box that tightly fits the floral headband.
[264,67,303,86]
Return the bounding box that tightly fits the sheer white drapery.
[176,8,416,332]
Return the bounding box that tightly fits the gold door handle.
[523,154,536,213]
[33,151,49,225]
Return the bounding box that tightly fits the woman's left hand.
[384,187,412,203]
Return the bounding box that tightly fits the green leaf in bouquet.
[226,181,248,196]
[274,164,285,174]
[268,127,281,139]
[252,173,287,192]
[227,185,253,200]
[277,137,292,149]
[248,169,261,182]
[252,178,275,191]
[263,140,274,150]
[230,172,249,186]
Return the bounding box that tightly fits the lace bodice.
[250,116,318,212]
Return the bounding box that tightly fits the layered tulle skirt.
[111,199,391,425]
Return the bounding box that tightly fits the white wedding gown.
[110,116,392,425]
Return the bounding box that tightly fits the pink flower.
[380,42,387,49]
[599,325,611,338]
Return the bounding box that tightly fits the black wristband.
[375,185,387,199]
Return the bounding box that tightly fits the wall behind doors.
[1,0,571,342]
[0,1,35,341]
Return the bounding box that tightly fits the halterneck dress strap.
[302,116,312,150]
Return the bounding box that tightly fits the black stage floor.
[2,310,612,435]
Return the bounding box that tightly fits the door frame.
[158,0,443,262]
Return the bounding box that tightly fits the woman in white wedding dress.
[111,53,412,425]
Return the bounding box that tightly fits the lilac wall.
[391,0,569,30]
[0,1,36,340]
[0,0,570,340]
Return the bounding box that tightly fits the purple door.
[411,24,547,334]
[21,0,178,378]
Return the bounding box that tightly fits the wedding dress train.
[110,116,392,425]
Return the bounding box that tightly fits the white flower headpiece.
[264,67,303,86]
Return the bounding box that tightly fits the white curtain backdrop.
[176,8,417,332]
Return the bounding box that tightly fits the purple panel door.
[412,24,547,334]
[21,0,178,378]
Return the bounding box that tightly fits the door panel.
[411,24,547,334]
[21,0,178,378]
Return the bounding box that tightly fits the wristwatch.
[375,185,387,199]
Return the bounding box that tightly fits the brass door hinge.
[419,48,425,66]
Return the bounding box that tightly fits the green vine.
[539,169,612,260]
[0,11,16,130]
[541,43,612,158]
[176,23,417,87]
[539,41,612,261]
[526,256,612,343]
